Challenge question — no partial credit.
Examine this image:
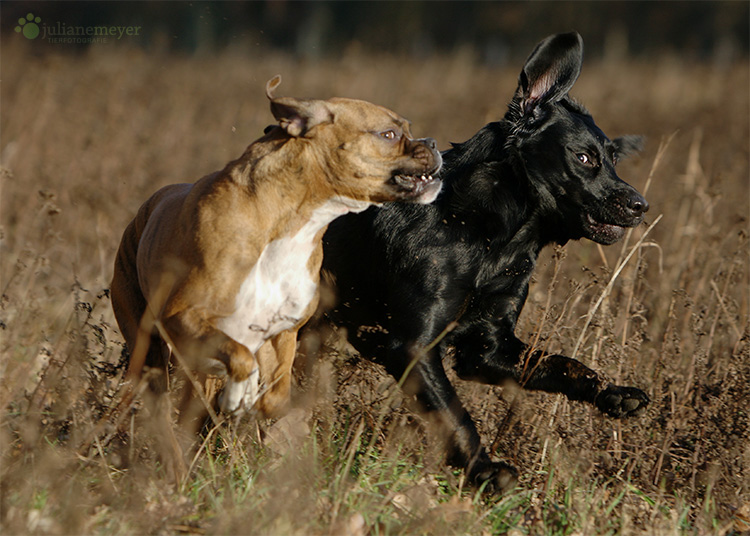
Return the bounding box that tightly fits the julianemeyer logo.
[15,13,41,39]
[15,12,142,44]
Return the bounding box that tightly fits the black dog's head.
[506,32,648,245]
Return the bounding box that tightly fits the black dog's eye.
[612,152,619,165]
[576,153,593,166]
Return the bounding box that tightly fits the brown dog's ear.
[265,74,283,99]
[265,75,333,137]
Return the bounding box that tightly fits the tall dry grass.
[1,38,748,534]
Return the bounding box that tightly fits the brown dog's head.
[265,75,442,205]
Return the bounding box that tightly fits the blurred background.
[1,2,748,535]
[1,1,748,62]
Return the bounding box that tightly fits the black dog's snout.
[626,192,649,217]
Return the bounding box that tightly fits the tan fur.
[110,77,441,451]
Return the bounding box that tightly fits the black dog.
[319,32,650,493]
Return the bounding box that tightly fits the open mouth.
[391,172,442,203]
[583,213,629,245]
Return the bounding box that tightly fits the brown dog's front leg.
[255,330,297,418]
[161,311,257,414]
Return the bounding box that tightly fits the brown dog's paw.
[470,461,519,495]
[595,385,649,418]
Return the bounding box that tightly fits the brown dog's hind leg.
[175,369,215,437]
[112,226,155,387]
[109,234,175,470]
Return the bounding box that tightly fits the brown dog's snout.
[422,137,438,151]
[416,137,439,156]
[407,136,437,151]
[408,137,441,172]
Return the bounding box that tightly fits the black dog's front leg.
[452,313,649,418]
[516,352,648,418]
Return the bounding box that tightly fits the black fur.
[318,33,650,493]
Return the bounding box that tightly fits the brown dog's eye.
[379,129,399,141]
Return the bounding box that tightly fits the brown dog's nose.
[410,137,436,150]
[410,138,440,165]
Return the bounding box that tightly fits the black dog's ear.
[518,32,583,115]
[613,135,644,158]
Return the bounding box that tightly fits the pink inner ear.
[285,116,306,137]
[529,69,557,101]
[271,98,333,137]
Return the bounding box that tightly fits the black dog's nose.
[627,193,649,216]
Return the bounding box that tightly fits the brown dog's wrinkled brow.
[380,115,410,137]
[398,118,413,136]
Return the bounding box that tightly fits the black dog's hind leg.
[379,289,518,494]
[385,342,518,494]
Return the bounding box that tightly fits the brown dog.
[111,76,442,434]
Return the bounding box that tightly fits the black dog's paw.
[470,461,519,495]
[595,385,649,418]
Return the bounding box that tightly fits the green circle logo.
[15,13,42,40]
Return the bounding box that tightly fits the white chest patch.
[216,197,369,357]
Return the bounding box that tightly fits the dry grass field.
[1,38,748,535]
